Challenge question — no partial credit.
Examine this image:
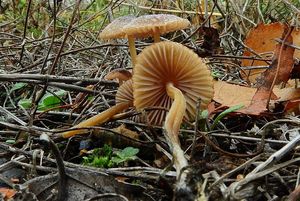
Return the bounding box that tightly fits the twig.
[39,134,67,201]
[248,130,300,176]
[18,0,32,66]
[0,73,117,86]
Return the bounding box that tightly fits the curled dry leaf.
[242,22,300,83]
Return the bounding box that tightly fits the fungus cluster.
[62,14,191,138]
[62,15,214,188]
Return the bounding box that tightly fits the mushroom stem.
[164,82,188,176]
[62,102,131,138]
[128,35,137,66]
[153,32,161,43]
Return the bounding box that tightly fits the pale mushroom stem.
[153,32,161,43]
[164,82,188,176]
[128,36,137,66]
[62,102,131,138]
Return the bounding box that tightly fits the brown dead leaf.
[242,23,300,83]
[213,81,255,107]
[240,25,295,115]
[213,81,300,114]
[257,25,295,87]
[0,187,16,199]
[283,99,300,114]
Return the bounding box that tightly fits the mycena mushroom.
[133,41,214,180]
[99,16,138,65]
[123,14,190,43]
[61,79,133,138]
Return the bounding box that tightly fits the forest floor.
[1,1,300,201]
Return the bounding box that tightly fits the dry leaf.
[239,25,295,115]
[242,23,300,83]
[213,81,300,114]
[213,81,255,107]
[0,187,16,199]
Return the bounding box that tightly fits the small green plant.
[198,109,209,131]
[111,147,139,165]
[82,145,139,168]
[10,82,27,93]
[18,89,67,111]
[210,104,244,130]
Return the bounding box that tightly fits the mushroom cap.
[105,69,132,82]
[99,15,136,40]
[123,14,190,39]
[116,79,133,104]
[133,41,214,125]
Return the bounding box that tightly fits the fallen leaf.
[242,23,300,83]
[283,99,300,114]
[240,25,295,115]
[213,81,300,114]
[0,187,16,199]
[213,81,255,107]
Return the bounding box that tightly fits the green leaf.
[117,147,139,159]
[10,82,27,93]
[210,104,244,130]
[111,147,139,165]
[18,99,32,109]
[38,90,66,110]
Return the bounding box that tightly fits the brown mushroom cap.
[105,69,132,85]
[133,41,213,125]
[123,14,190,39]
[99,15,136,40]
[116,79,133,104]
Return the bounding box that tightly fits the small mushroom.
[105,69,132,85]
[61,79,133,138]
[99,16,138,65]
[133,41,213,183]
[123,14,190,43]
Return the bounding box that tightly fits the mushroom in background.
[99,16,138,65]
[105,68,132,86]
[61,79,133,138]
[100,14,190,67]
[133,41,214,189]
[123,14,190,43]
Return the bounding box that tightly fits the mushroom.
[99,16,138,65]
[123,14,190,43]
[104,68,132,85]
[61,79,133,138]
[133,41,213,181]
